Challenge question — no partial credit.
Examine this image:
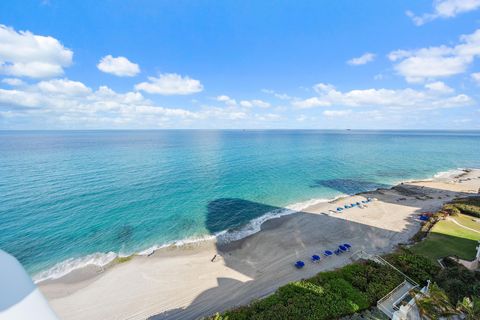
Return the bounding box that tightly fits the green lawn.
[411,217,480,261]
[452,214,480,232]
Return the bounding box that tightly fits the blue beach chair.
[324,250,333,257]
[295,261,305,269]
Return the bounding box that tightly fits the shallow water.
[0,130,479,280]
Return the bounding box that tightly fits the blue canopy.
[339,245,348,251]
[343,243,352,248]
[295,261,305,268]
[311,255,321,261]
[324,250,333,256]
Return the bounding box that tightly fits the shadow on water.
[148,183,476,320]
[206,199,283,234]
[310,178,391,195]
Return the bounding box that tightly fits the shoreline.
[38,168,480,320]
[33,167,473,284]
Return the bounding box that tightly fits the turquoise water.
[1,130,480,280]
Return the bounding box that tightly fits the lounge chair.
[295,260,305,269]
[311,255,321,263]
[323,250,333,257]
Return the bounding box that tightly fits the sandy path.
[39,169,480,320]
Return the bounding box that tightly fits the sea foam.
[33,167,471,283]
[33,252,118,283]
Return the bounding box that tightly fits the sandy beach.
[39,169,480,320]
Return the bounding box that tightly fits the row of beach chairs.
[294,243,352,269]
[335,197,373,212]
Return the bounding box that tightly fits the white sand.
[39,169,480,320]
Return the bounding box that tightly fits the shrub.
[218,261,404,320]
[384,250,440,284]
[434,261,480,304]
[446,197,480,218]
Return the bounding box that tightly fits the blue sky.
[0,0,479,129]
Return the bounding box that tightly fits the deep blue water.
[1,130,479,279]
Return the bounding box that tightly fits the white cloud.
[261,89,292,100]
[0,24,73,78]
[388,29,480,82]
[424,81,454,93]
[37,78,91,96]
[97,55,140,77]
[240,99,270,108]
[1,78,25,86]
[407,0,480,26]
[472,72,480,84]
[347,53,376,66]
[0,78,267,128]
[323,109,352,117]
[292,97,332,108]
[292,82,473,110]
[216,95,237,106]
[135,73,203,95]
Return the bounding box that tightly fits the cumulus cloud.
[407,0,480,26]
[292,97,332,108]
[472,72,480,84]
[347,53,376,66]
[0,78,264,128]
[323,109,352,117]
[292,82,473,110]
[388,29,480,82]
[0,24,73,78]
[37,78,91,96]
[135,73,203,95]
[261,89,292,100]
[240,99,270,108]
[216,95,237,106]
[97,55,140,77]
[424,81,454,93]
[1,78,25,86]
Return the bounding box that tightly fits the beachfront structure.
[0,250,58,320]
[351,250,427,320]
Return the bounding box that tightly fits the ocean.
[1,130,479,281]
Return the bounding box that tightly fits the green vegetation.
[213,255,435,320]
[443,196,480,218]
[435,258,480,304]
[209,197,480,319]
[453,214,480,232]
[411,213,480,262]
